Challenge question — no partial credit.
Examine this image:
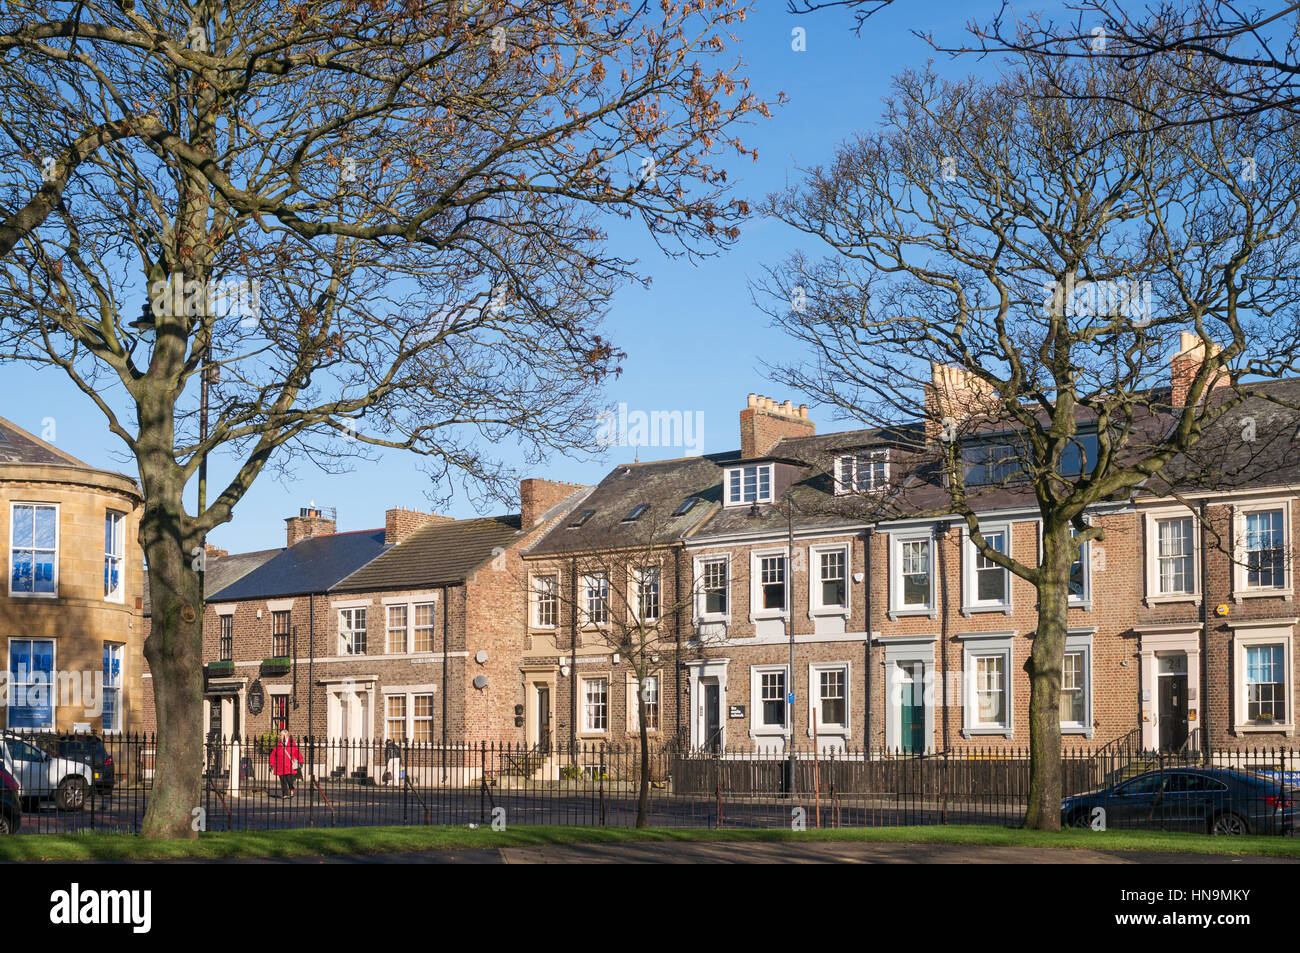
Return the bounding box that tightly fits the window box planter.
[205,660,235,678]
[260,657,291,676]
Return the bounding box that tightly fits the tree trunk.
[1024,518,1072,831]
[637,686,650,829]
[138,495,205,839]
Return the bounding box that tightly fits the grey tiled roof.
[209,530,389,601]
[0,415,106,468]
[142,547,282,616]
[527,453,732,555]
[333,515,524,592]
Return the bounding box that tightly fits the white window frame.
[632,564,661,623]
[8,501,59,598]
[385,604,409,654]
[581,675,609,734]
[532,573,559,629]
[694,554,730,623]
[809,543,850,617]
[1232,499,1293,600]
[7,637,56,730]
[102,641,125,734]
[411,601,437,653]
[1144,507,1201,604]
[749,548,789,621]
[961,633,1014,737]
[581,573,610,628]
[962,522,1012,615]
[338,606,368,656]
[888,531,935,619]
[384,693,408,741]
[835,451,889,495]
[750,664,790,739]
[1069,527,1092,610]
[382,691,436,743]
[1232,626,1295,735]
[1060,632,1093,737]
[104,510,126,603]
[626,671,662,733]
[807,662,850,737]
[724,463,774,506]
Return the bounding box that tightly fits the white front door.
[329,688,372,778]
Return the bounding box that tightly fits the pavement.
[84,841,1299,863]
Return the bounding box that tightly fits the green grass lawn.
[2,823,1299,861]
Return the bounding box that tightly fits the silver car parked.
[0,733,94,811]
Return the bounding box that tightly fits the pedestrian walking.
[270,730,302,798]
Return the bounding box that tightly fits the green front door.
[898,662,924,754]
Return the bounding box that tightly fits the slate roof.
[334,515,524,592]
[1143,378,1300,496]
[143,547,283,615]
[208,529,389,602]
[0,416,95,468]
[527,453,731,555]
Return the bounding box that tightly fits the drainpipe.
[1199,499,1210,760]
[936,521,951,753]
[569,556,578,751]
[674,546,683,739]
[308,592,314,736]
[863,528,873,751]
[442,585,449,753]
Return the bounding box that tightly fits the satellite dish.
[475,650,488,664]
[473,675,488,690]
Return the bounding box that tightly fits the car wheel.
[55,777,88,812]
[1210,812,1248,836]
[1067,809,1093,829]
[0,813,11,835]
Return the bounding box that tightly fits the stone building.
[0,416,145,734]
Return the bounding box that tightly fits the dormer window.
[725,464,773,506]
[836,451,888,494]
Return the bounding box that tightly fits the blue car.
[1061,767,1297,835]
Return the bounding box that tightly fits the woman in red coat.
[269,730,302,798]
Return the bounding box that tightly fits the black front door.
[537,686,551,753]
[703,682,721,752]
[206,697,224,777]
[1159,674,1188,752]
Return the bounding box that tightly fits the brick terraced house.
[144,334,1300,761]
[175,480,586,780]
[516,343,1300,757]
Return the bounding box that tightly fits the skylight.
[673,497,699,516]
[569,509,595,528]
[622,504,649,522]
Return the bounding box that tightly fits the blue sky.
[0,0,1025,553]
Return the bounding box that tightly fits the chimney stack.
[384,506,452,544]
[285,505,336,547]
[1170,332,1229,407]
[924,364,999,441]
[520,478,588,530]
[739,393,816,459]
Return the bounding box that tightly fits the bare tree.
[525,509,708,828]
[961,2,1300,135]
[754,51,1300,828]
[0,0,772,837]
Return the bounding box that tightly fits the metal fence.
[6,732,1300,835]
